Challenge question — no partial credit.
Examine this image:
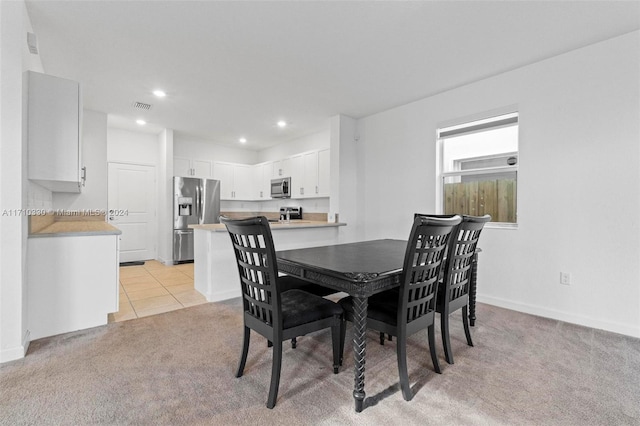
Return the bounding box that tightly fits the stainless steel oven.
[270,177,291,198]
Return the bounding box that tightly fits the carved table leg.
[469,252,478,327]
[351,295,368,412]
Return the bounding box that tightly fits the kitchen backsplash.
[221,211,328,222]
[27,182,53,210]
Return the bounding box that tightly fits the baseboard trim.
[478,295,640,338]
[0,330,30,364]
[209,288,240,303]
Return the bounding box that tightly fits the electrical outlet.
[560,272,571,285]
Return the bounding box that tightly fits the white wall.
[157,129,173,264]
[107,127,160,165]
[257,129,330,163]
[0,0,44,362]
[355,31,640,337]
[174,134,257,165]
[53,110,108,211]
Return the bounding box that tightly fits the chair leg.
[267,341,273,348]
[291,337,297,349]
[396,333,413,401]
[379,332,385,345]
[428,324,442,374]
[331,317,341,374]
[236,326,250,378]
[266,341,283,409]
[462,305,474,347]
[441,312,454,365]
[339,317,346,366]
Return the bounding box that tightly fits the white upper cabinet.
[317,148,330,197]
[287,150,329,199]
[271,158,292,178]
[210,149,329,201]
[254,162,273,200]
[213,162,253,200]
[27,71,84,192]
[290,154,305,197]
[174,157,212,178]
[303,151,319,197]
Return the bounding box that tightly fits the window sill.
[486,222,518,230]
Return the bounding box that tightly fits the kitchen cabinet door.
[317,149,330,197]
[175,157,212,178]
[213,162,253,200]
[174,157,191,177]
[303,151,319,197]
[272,158,292,178]
[254,162,273,200]
[212,162,234,199]
[232,164,253,200]
[27,71,83,192]
[290,154,305,197]
[27,234,119,340]
[192,160,212,178]
[287,150,329,199]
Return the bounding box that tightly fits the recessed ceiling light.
[239,137,247,144]
[153,90,166,98]
[136,119,146,125]
[277,120,287,128]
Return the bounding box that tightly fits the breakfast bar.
[190,220,346,302]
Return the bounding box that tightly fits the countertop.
[29,219,121,238]
[191,220,346,232]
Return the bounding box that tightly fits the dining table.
[276,238,481,412]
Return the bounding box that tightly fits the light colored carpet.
[1,300,639,425]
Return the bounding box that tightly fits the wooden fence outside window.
[444,179,517,223]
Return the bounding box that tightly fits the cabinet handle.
[81,166,87,187]
[316,186,318,194]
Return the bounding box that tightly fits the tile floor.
[108,260,207,323]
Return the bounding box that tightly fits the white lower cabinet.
[27,234,120,340]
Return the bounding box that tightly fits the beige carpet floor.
[2,299,639,425]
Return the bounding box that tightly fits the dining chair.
[431,214,491,364]
[221,216,343,409]
[338,215,461,401]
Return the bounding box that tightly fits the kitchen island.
[190,220,346,302]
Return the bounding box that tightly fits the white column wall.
[0,0,29,362]
[355,31,640,337]
[157,129,173,264]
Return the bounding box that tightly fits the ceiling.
[25,1,640,150]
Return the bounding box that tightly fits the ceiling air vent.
[133,101,152,111]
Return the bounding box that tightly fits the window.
[439,112,518,225]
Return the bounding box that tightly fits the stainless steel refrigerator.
[173,177,221,263]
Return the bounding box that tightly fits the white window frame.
[437,112,519,229]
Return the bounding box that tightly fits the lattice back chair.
[436,214,490,364]
[415,213,491,364]
[221,216,343,409]
[338,215,461,401]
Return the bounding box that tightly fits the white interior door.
[108,162,156,262]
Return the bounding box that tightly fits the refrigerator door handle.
[195,183,201,223]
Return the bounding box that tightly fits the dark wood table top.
[276,239,407,297]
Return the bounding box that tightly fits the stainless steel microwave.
[270,177,291,198]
